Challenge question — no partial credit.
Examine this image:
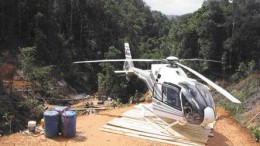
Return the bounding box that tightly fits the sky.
[143,0,205,15]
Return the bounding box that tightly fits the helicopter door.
[152,83,183,121]
[162,84,182,111]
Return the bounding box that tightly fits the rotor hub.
[166,56,179,67]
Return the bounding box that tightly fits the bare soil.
[11,80,31,90]
[208,107,259,146]
[0,105,259,146]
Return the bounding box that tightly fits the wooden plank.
[138,104,211,142]
[122,109,153,118]
[109,117,208,143]
[102,103,213,145]
[119,115,211,138]
[101,127,204,146]
[139,104,205,141]
[107,117,208,143]
[110,117,179,136]
[101,128,191,146]
[166,128,209,143]
[101,125,204,146]
[108,119,174,137]
[107,119,164,135]
[102,125,205,145]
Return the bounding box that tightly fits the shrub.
[250,127,260,142]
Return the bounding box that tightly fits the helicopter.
[74,43,241,127]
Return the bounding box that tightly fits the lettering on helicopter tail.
[124,43,134,68]
[124,43,132,59]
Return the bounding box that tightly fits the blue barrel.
[44,110,59,138]
[62,110,76,137]
[54,106,69,113]
[54,106,69,134]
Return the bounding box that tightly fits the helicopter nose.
[201,107,215,127]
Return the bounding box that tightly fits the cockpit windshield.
[180,82,215,110]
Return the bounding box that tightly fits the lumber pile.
[101,104,215,146]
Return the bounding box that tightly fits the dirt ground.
[208,107,259,146]
[0,105,259,146]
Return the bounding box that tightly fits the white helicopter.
[74,43,241,127]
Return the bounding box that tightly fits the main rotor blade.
[73,59,162,64]
[177,62,241,103]
[181,58,223,63]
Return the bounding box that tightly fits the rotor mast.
[166,56,180,67]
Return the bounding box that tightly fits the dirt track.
[0,106,259,146]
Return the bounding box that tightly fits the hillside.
[214,73,260,142]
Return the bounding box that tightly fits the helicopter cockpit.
[156,81,215,124]
[179,82,215,124]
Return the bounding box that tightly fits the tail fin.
[124,43,134,69]
[114,42,134,75]
[124,42,132,59]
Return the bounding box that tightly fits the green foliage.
[166,0,260,77]
[98,46,128,101]
[231,60,257,81]
[19,47,36,79]
[1,0,170,96]
[19,47,53,88]
[220,101,244,119]
[234,91,246,102]
[33,66,54,85]
[250,127,260,142]
[248,60,257,73]
[0,94,44,134]
[104,46,122,59]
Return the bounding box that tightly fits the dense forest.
[0,0,259,135]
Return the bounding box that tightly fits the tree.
[19,47,53,90]
[97,46,126,99]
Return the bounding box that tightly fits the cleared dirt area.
[0,105,259,146]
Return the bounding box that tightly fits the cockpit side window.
[162,84,181,110]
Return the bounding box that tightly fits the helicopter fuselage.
[129,63,216,126]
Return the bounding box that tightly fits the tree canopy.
[166,0,260,78]
[0,0,259,99]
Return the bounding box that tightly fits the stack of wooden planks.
[101,104,215,146]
